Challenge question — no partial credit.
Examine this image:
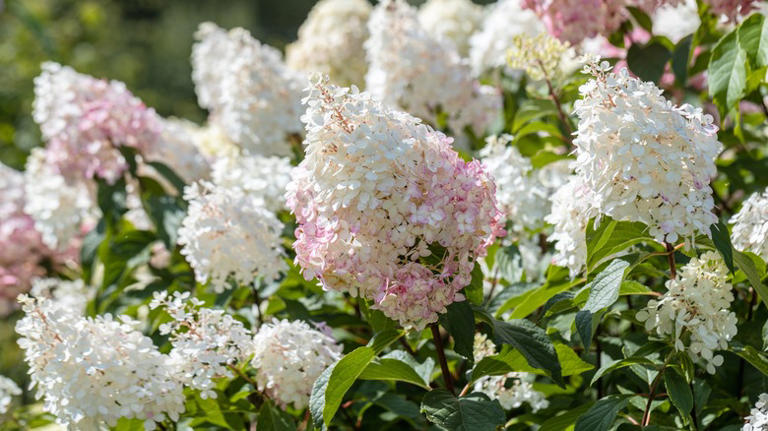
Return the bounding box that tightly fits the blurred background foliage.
[0,0,326,170]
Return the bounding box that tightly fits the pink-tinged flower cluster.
[0,163,65,316]
[286,76,504,329]
[522,0,682,44]
[703,0,758,21]
[33,62,162,184]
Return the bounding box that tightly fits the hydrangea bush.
[2,1,768,430]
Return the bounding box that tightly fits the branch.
[430,324,455,394]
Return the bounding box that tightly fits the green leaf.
[664,369,693,423]
[737,13,768,68]
[586,219,650,270]
[734,250,768,307]
[730,342,768,376]
[145,160,187,194]
[439,301,475,359]
[465,263,485,305]
[709,30,748,112]
[539,403,594,431]
[582,259,630,313]
[256,401,294,431]
[575,310,593,348]
[421,390,505,431]
[310,330,401,427]
[671,35,693,85]
[96,177,128,228]
[590,357,656,386]
[555,343,594,376]
[574,395,629,431]
[627,41,672,83]
[358,357,430,389]
[493,319,562,384]
[710,222,735,273]
[142,194,186,249]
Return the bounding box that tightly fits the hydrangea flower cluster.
[148,118,211,183]
[211,153,293,213]
[0,375,20,415]
[287,77,504,328]
[15,295,185,430]
[636,252,737,374]
[365,0,501,136]
[744,393,768,431]
[418,0,484,56]
[286,0,371,87]
[704,0,759,22]
[250,319,341,409]
[652,0,700,43]
[149,291,254,400]
[507,33,576,82]
[178,181,287,293]
[522,0,682,44]
[33,62,162,184]
[0,162,69,316]
[729,188,768,260]
[545,176,599,276]
[572,60,721,244]
[23,148,96,250]
[29,277,94,316]
[480,134,570,237]
[192,23,305,157]
[468,0,545,75]
[472,334,549,411]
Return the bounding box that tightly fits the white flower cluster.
[147,118,211,183]
[29,277,94,316]
[178,181,286,292]
[468,0,545,75]
[480,134,570,237]
[418,0,483,56]
[545,176,598,276]
[744,393,768,431]
[0,375,20,415]
[573,61,721,244]
[251,319,342,409]
[652,0,700,43]
[15,295,185,430]
[472,334,549,412]
[286,0,371,87]
[636,252,737,374]
[211,154,292,213]
[287,77,504,328]
[192,22,305,157]
[365,0,501,136]
[23,148,96,250]
[149,291,254,400]
[729,188,768,260]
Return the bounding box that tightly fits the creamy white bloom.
[29,277,94,316]
[729,188,768,260]
[480,134,570,236]
[652,0,700,43]
[0,375,20,415]
[192,22,305,156]
[472,333,549,411]
[545,175,598,276]
[211,153,292,212]
[178,181,286,292]
[24,148,96,250]
[573,61,721,244]
[636,252,737,374]
[365,0,501,135]
[468,0,545,75]
[251,319,341,409]
[146,118,211,183]
[745,393,768,431]
[286,0,371,86]
[15,295,185,430]
[418,0,483,56]
[149,291,253,400]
